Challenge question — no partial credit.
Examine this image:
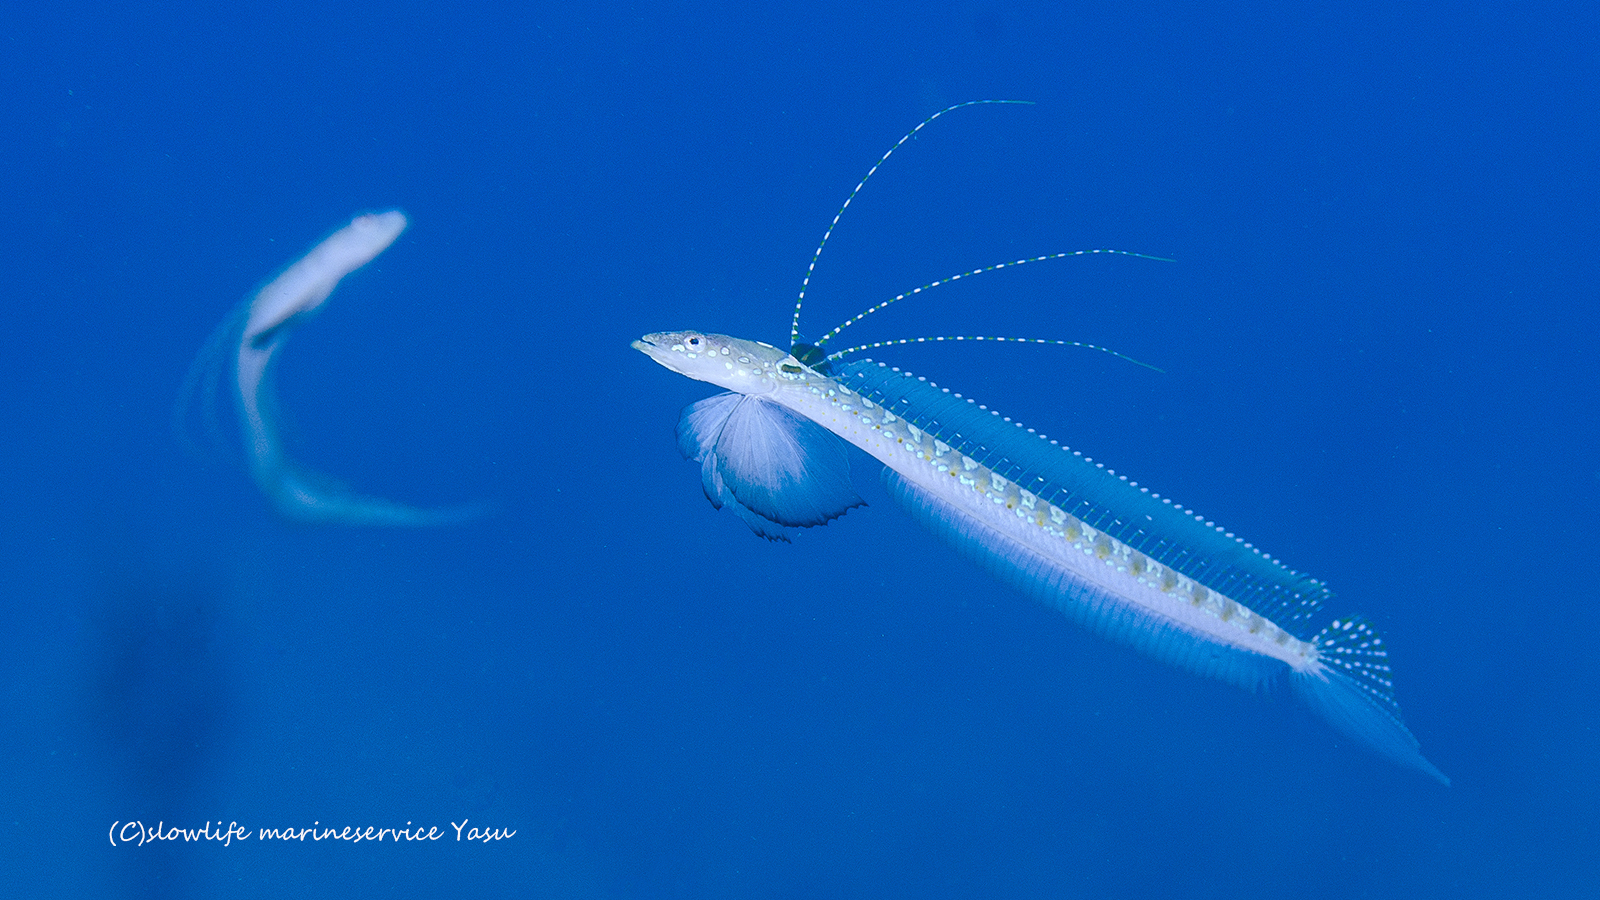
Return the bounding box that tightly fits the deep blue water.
[3,2,1596,896]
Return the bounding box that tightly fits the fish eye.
[684,335,703,349]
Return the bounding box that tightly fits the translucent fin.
[266,465,487,527]
[886,470,1448,782]
[698,459,797,542]
[840,358,1329,634]
[1293,618,1450,784]
[175,299,250,464]
[883,469,1282,693]
[676,392,864,538]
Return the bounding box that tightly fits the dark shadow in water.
[85,576,235,900]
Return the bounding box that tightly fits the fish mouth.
[632,334,684,373]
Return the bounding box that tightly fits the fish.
[634,103,1448,784]
[180,211,479,526]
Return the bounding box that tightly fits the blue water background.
[3,2,1596,896]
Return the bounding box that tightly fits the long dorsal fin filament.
[823,334,1164,372]
[784,102,1171,378]
[811,248,1173,349]
[790,99,1035,347]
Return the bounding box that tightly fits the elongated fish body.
[181,211,479,526]
[634,330,1448,784]
[235,212,409,473]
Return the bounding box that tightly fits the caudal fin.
[1291,617,1449,785]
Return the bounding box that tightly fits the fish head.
[633,331,811,395]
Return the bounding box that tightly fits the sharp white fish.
[634,103,1448,783]
[181,211,478,526]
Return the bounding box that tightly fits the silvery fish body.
[634,330,1448,783]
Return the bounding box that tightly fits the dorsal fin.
[834,357,1330,632]
[789,100,1034,347]
[812,249,1171,355]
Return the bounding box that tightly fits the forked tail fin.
[1291,617,1450,785]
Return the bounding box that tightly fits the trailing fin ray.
[677,392,864,539]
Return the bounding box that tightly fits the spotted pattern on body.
[639,330,1320,666]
